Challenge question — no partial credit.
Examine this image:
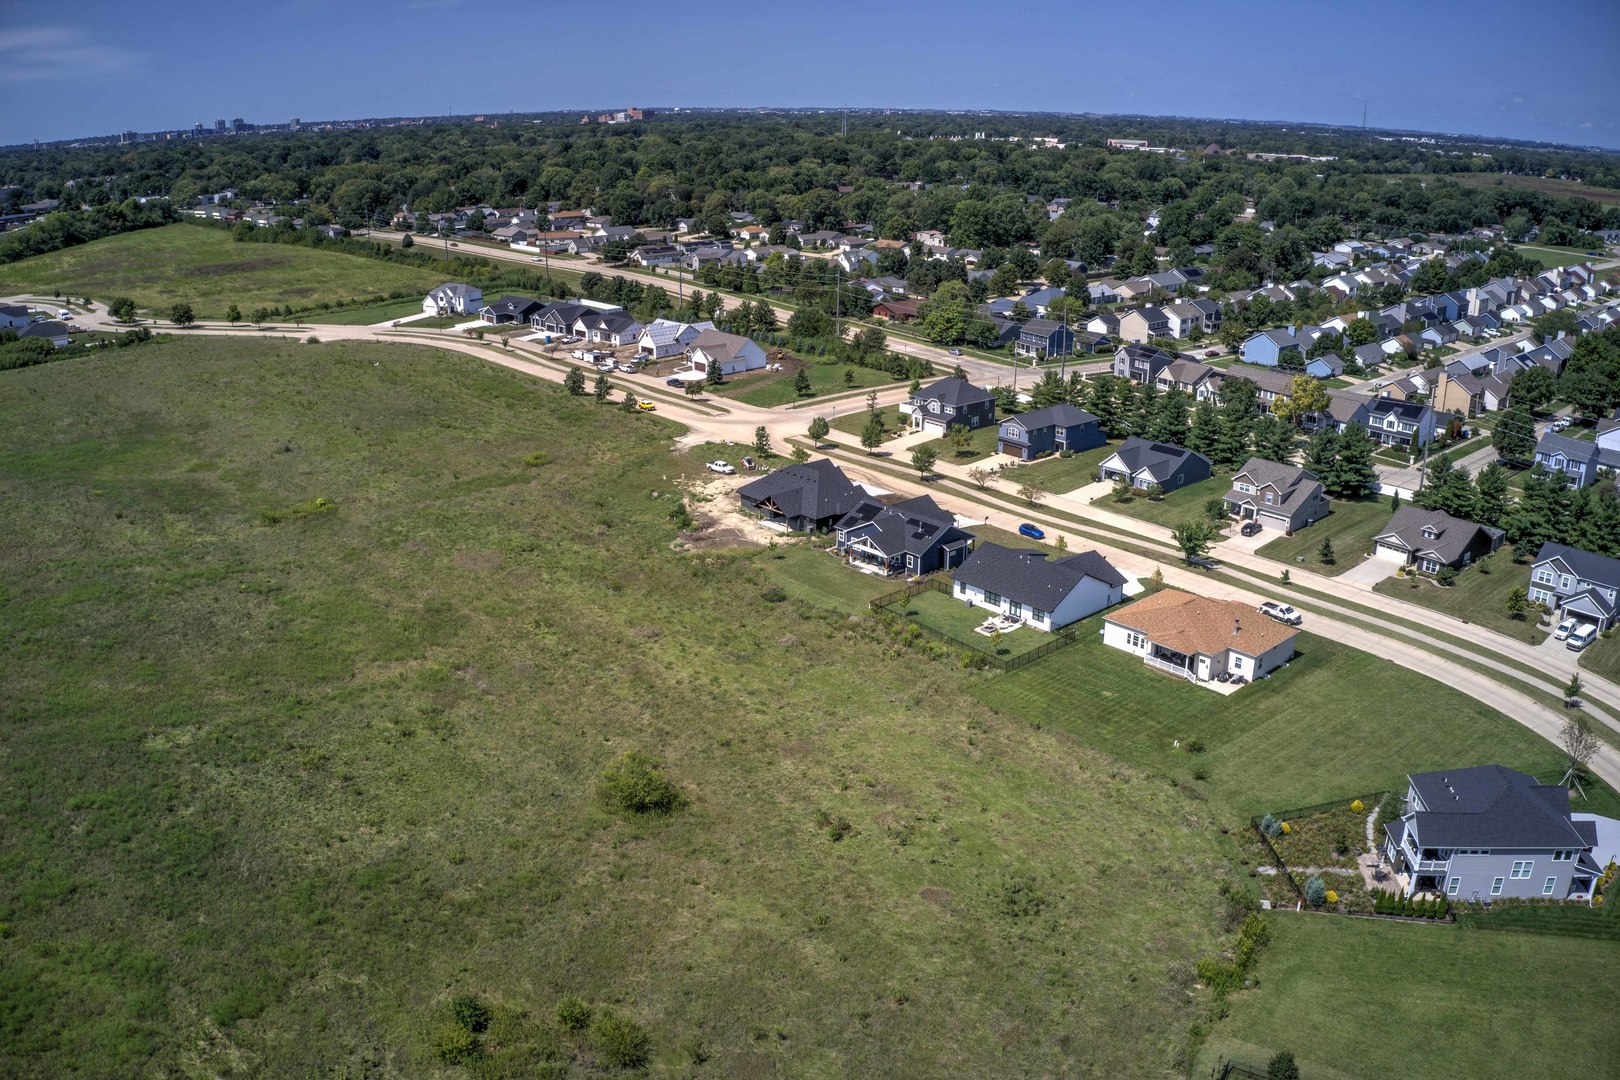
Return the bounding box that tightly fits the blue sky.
[3,0,1618,150]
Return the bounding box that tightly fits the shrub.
[554,994,592,1032]
[590,1010,651,1070]
[1350,799,1365,813]
[1000,874,1045,918]
[597,751,684,815]
[434,1022,482,1065]
[1325,889,1339,905]
[1184,738,1206,754]
[523,451,552,467]
[305,335,320,344]
[1267,1050,1301,1080]
[1279,821,1292,835]
[1259,813,1281,838]
[1436,565,1459,587]
[1304,875,1327,907]
[450,994,492,1034]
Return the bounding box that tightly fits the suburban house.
[479,296,544,325]
[737,458,864,533]
[1304,353,1343,379]
[1015,319,1075,359]
[907,377,997,434]
[637,319,714,360]
[1597,408,1620,452]
[0,303,30,330]
[995,403,1107,461]
[1240,325,1322,367]
[18,321,71,348]
[1356,396,1438,448]
[1383,765,1601,902]
[572,310,644,347]
[1532,432,1620,488]
[834,495,974,577]
[1155,358,1224,400]
[1372,505,1504,575]
[531,301,592,336]
[1113,343,1177,386]
[1096,438,1212,493]
[1117,306,1171,344]
[689,330,767,377]
[1101,589,1299,684]
[1528,542,1620,631]
[951,543,1127,632]
[423,282,483,317]
[631,244,683,267]
[1222,457,1330,534]
[872,298,921,322]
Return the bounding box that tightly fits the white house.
[636,318,715,360]
[422,282,483,317]
[950,543,1127,632]
[1101,589,1298,685]
[688,330,767,377]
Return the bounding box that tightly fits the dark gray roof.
[1407,765,1586,848]
[1375,505,1503,564]
[1106,437,1209,482]
[1226,457,1324,510]
[953,542,1124,610]
[914,377,994,409]
[1535,432,1620,470]
[1005,403,1099,433]
[1534,543,1620,588]
[737,459,862,523]
[485,295,543,316]
[18,320,69,339]
[835,495,968,556]
[0,303,28,318]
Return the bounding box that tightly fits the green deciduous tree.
[1171,518,1218,564]
[807,415,830,446]
[169,301,195,327]
[910,444,938,477]
[108,296,137,323]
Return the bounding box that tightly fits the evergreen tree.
[1333,423,1379,499]
[563,367,587,395]
[1251,414,1296,464]
[1185,398,1220,457]
[1416,453,1477,519]
[1569,487,1620,557]
[1491,403,1536,464]
[793,369,812,396]
[1031,369,1067,408]
[1504,469,1570,550]
[1147,389,1191,445]
[1302,427,1340,486]
[1086,374,1122,433]
[1472,463,1511,528]
[593,371,611,400]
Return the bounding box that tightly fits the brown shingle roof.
[1106,589,1297,658]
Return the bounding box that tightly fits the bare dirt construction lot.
[673,473,785,550]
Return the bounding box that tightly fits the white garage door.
[1373,542,1407,563]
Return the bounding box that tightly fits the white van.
[1566,623,1598,652]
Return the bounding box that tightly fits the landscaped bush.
[597,750,684,816]
[1325,889,1339,905]
[590,1009,651,1070]
[1350,799,1365,813]
[1304,875,1327,907]
[1259,813,1282,838]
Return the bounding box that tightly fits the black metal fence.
[1207,1055,1268,1080]
[871,579,1085,673]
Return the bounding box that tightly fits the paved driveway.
[1338,556,1400,588]
[1220,523,1272,554]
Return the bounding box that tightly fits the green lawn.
[1202,915,1620,1080]
[1580,635,1620,681]
[1255,497,1391,576]
[0,223,442,320]
[1372,547,1543,644]
[972,616,1600,817]
[756,543,894,613]
[1512,243,1605,268]
[722,361,896,408]
[999,440,1120,494]
[920,420,1003,465]
[1103,473,1233,530]
[892,587,1060,659]
[300,297,430,325]
[829,404,908,443]
[0,335,1237,1077]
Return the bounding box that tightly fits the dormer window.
[1421,526,1438,540]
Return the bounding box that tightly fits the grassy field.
[1373,547,1544,644]
[0,224,442,319]
[0,336,1238,1077]
[1512,243,1606,268]
[723,361,896,408]
[1579,635,1620,681]
[970,616,1607,818]
[1201,915,1620,1079]
[1438,171,1620,207]
[829,404,908,443]
[300,297,431,325]
[892,587,1059,659]
[1255,497,1391,576]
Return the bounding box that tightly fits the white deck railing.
[1144,654,1196,681]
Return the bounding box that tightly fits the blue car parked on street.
[1018,523,1045,540]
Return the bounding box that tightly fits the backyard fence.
[1206,1055,1268,1080]
[872,578,1086,673]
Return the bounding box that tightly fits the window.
[1007,602,1022,619]
[1552,850,1574,862]
[1446,878,1460,896]
[1124,631,1147,649]
[1490,877,1504,896]
[956,580,967,596]
[1032,610,1048,623]
[1543,877,1556,896]
[1561,575,1572,590]
[983,591,1001,606]
[1510,861,1533,879]
[1457,849,1491,857]
[1264,492,1275,505]
[1420,559,1441,575]
[1534,568,1556,585]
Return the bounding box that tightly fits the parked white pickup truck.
[706,460,736,474]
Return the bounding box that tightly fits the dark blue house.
[996,404,1107,461]
[1014,319,1076,359]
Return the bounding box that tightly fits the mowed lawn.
[829,403,908,443]
[1103,473,1233,531]
[0,336,1234,1078]
[0,223,441,319]
[920,419,1004,465]
[1000,440,1120,494]
[1512,243,1608,268]
[1255,496,1391,575]
[1202,915,1620,1079]
[1373,547,1544,644]
[300,296,430,325]
[971,616,1597,817]
[725,361,897,408]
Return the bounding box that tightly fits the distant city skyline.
[2,0,1617,151]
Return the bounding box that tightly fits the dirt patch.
[452,550,503,571]
[919,887,953,906]
[673,473,797,550]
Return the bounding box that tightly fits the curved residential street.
[21,295,1620,791]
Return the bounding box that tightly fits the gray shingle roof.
[1534,542,1620,589]
[914,377,994,409]
[1225,457,1324,510]
[835,495,969,556]
[737,459,862,524]
[1407,765,1586,848]
[1375,505,1503,564]
[953,542,1124,610]
[1106,437,1209,481]
[1005,403,1099,433]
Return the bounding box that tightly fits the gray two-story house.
[1113,343,1177,387]
[1384,764,1601,903]
[1528,542,1620,631]
[907,377,997,435]
[1532,431,1620,489]
[995,404,1106,461]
